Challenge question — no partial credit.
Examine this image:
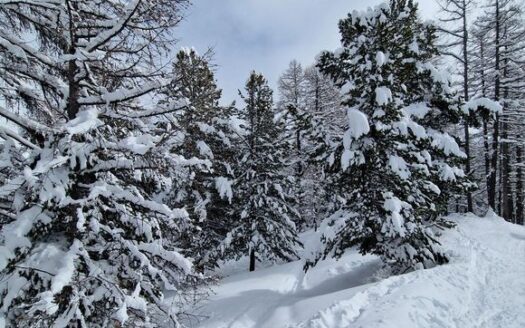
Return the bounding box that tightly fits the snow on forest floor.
[187,213,525,328]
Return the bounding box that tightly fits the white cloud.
[178,0,440,104]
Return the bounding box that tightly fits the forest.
[0,0,523,327]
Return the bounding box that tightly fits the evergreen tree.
[161,48,238,270]
[309,0,470,273]
[221,71,301,272]
[0,1,199,326]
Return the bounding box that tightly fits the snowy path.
[451,215,525,328]
[191,214,525,328]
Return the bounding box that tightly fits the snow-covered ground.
[190,213,525,328]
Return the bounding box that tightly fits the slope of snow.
[190,213,525,328]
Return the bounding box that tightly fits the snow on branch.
[462,98,502,117]
[0,104,52,134]
[79,80,162,105]
[84,0,141,52]
[347,108,370,139]
[137,242,192,274]
[88,182,188,219]
[123,100,190,119]
[0,125,40,149]
[0,32,57,67]
[65,108,102,135]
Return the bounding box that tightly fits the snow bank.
[190,213,525,328]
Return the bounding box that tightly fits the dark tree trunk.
[296,129,302,175]
[489,116,499,211]
[500,88,513,221]
[483,120,492,206]
[501,122,512,221]
[65,1,80,120]
[516,142,524,225]
[479,38,492,211]
[464,122,472,212]
[249,249,256,272]
[462,3,473,213]
[500,39,512,221]
[489,0,501,212]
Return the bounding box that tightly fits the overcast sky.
[177,0,440,104]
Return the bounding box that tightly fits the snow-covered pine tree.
[221,71,301,272]
[309,0,470,273]
[161,48,238,270]
[0,1,201,326]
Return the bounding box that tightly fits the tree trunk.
[65,1,80,120]
[501,121,512,220]
[462,2,473,213]
[464,122,472,212]
[516,142,524,225]
[296,129,302,175]
[500,36,511,221]
[497,130,502,215]
[500,23,514,221]
[483,120,492,207]
[489,0,501,212]
[479,38,492,210]
[489,116,499,210]
[249,249,256,272]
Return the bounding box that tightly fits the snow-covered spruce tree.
[160,48,238,270]
[221,71,301,272]
[308,0,471,273]
[0,1,203,327]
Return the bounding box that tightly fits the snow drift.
[190,213,525,328]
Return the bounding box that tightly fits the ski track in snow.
[190,214,525,328]
[452,216,525,328]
